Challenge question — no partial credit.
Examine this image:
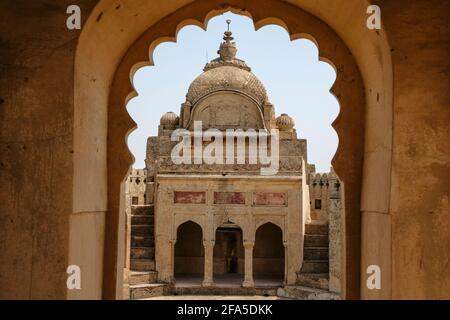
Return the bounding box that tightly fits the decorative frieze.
[174,191,206,204]
[253,192,287,206]
[214,192,246,205]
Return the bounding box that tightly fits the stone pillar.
[202,240,215,287]
[242,241,255,287]
[283,242,288,285]
[328,180,342,294]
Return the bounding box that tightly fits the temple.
[123,24,342,299]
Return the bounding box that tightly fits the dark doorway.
[174,221,204,285]
[254,223,284,286]
[213,222,244,286]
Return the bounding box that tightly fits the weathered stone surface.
[304,235,328,247]
[328,196,342,294]
[296,273,329,290]
[129,271,158,285]
[131,247,154,259]
[131,236,154,247]
[130,259,155,271]
[131,215,153,225]
[253,192,287,206]
[174,286,278,297]
[277,286,339,300]
[300,261,329,274]
[305,223,328,235]
[130,283,167,300]
[304,248,329,260]
[131,225,152,237]
[214,192,246,205]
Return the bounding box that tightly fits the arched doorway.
[174,221,204,285]
[74,0,394,300]
[254,223,285,286]
[213,222,245,286]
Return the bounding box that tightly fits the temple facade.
[123,26,342,299]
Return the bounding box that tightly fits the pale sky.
[127,12,339,173]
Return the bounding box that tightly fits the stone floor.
[174,274,284,288]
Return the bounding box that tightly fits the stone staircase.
[130,205,155,271]
[128,205,169,299]
[297,223,329,290]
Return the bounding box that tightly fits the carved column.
[243,241,255,287]
[202,240,215,287]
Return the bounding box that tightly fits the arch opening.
[213,222,245,286]
[72,0,394,300]
[174,221,204,286]
[254,223,285,286]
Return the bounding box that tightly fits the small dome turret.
[276,113,295,132]
[160,112,179,128]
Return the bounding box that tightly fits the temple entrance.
[174,221,204,285]
[253,223,285,287]
[213,223,244,286]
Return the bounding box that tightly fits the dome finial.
[218,19,236,61]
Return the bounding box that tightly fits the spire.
[203,19,251,72]
[218,19,237,61]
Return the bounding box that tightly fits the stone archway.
[213,222,245,286]
[253,223,285,286]
[174,221,204,285]
[73,0,393,300]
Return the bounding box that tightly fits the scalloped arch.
[174,219,204,243]
[74,0,392,300]
[255,220,285,242]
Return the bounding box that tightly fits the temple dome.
[186,22,268,106]
[186,66,268,106]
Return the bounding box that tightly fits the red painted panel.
[253,192,287,206]
[214,192,246,205]
[174,191,206,204]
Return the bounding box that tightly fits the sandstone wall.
[0,0,448,299]
[0,0,95,299]
[379,0,450,299]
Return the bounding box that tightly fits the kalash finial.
[218,19,237,61]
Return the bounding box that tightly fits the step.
[130,283,167,300]
[303,247,329,260]
[304,234,328,247]
[300,260,329,273]
[131,225,153,237]
[131,236,154,247]
[305,224,328,235]
[296,273,329,290]
[174,286,278,297]
[131,205,154,216]
[130,259,155,271]
[131,247,154,259]
[129,271,158,285]
[131,215,153,225]
[277,286,339,300]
